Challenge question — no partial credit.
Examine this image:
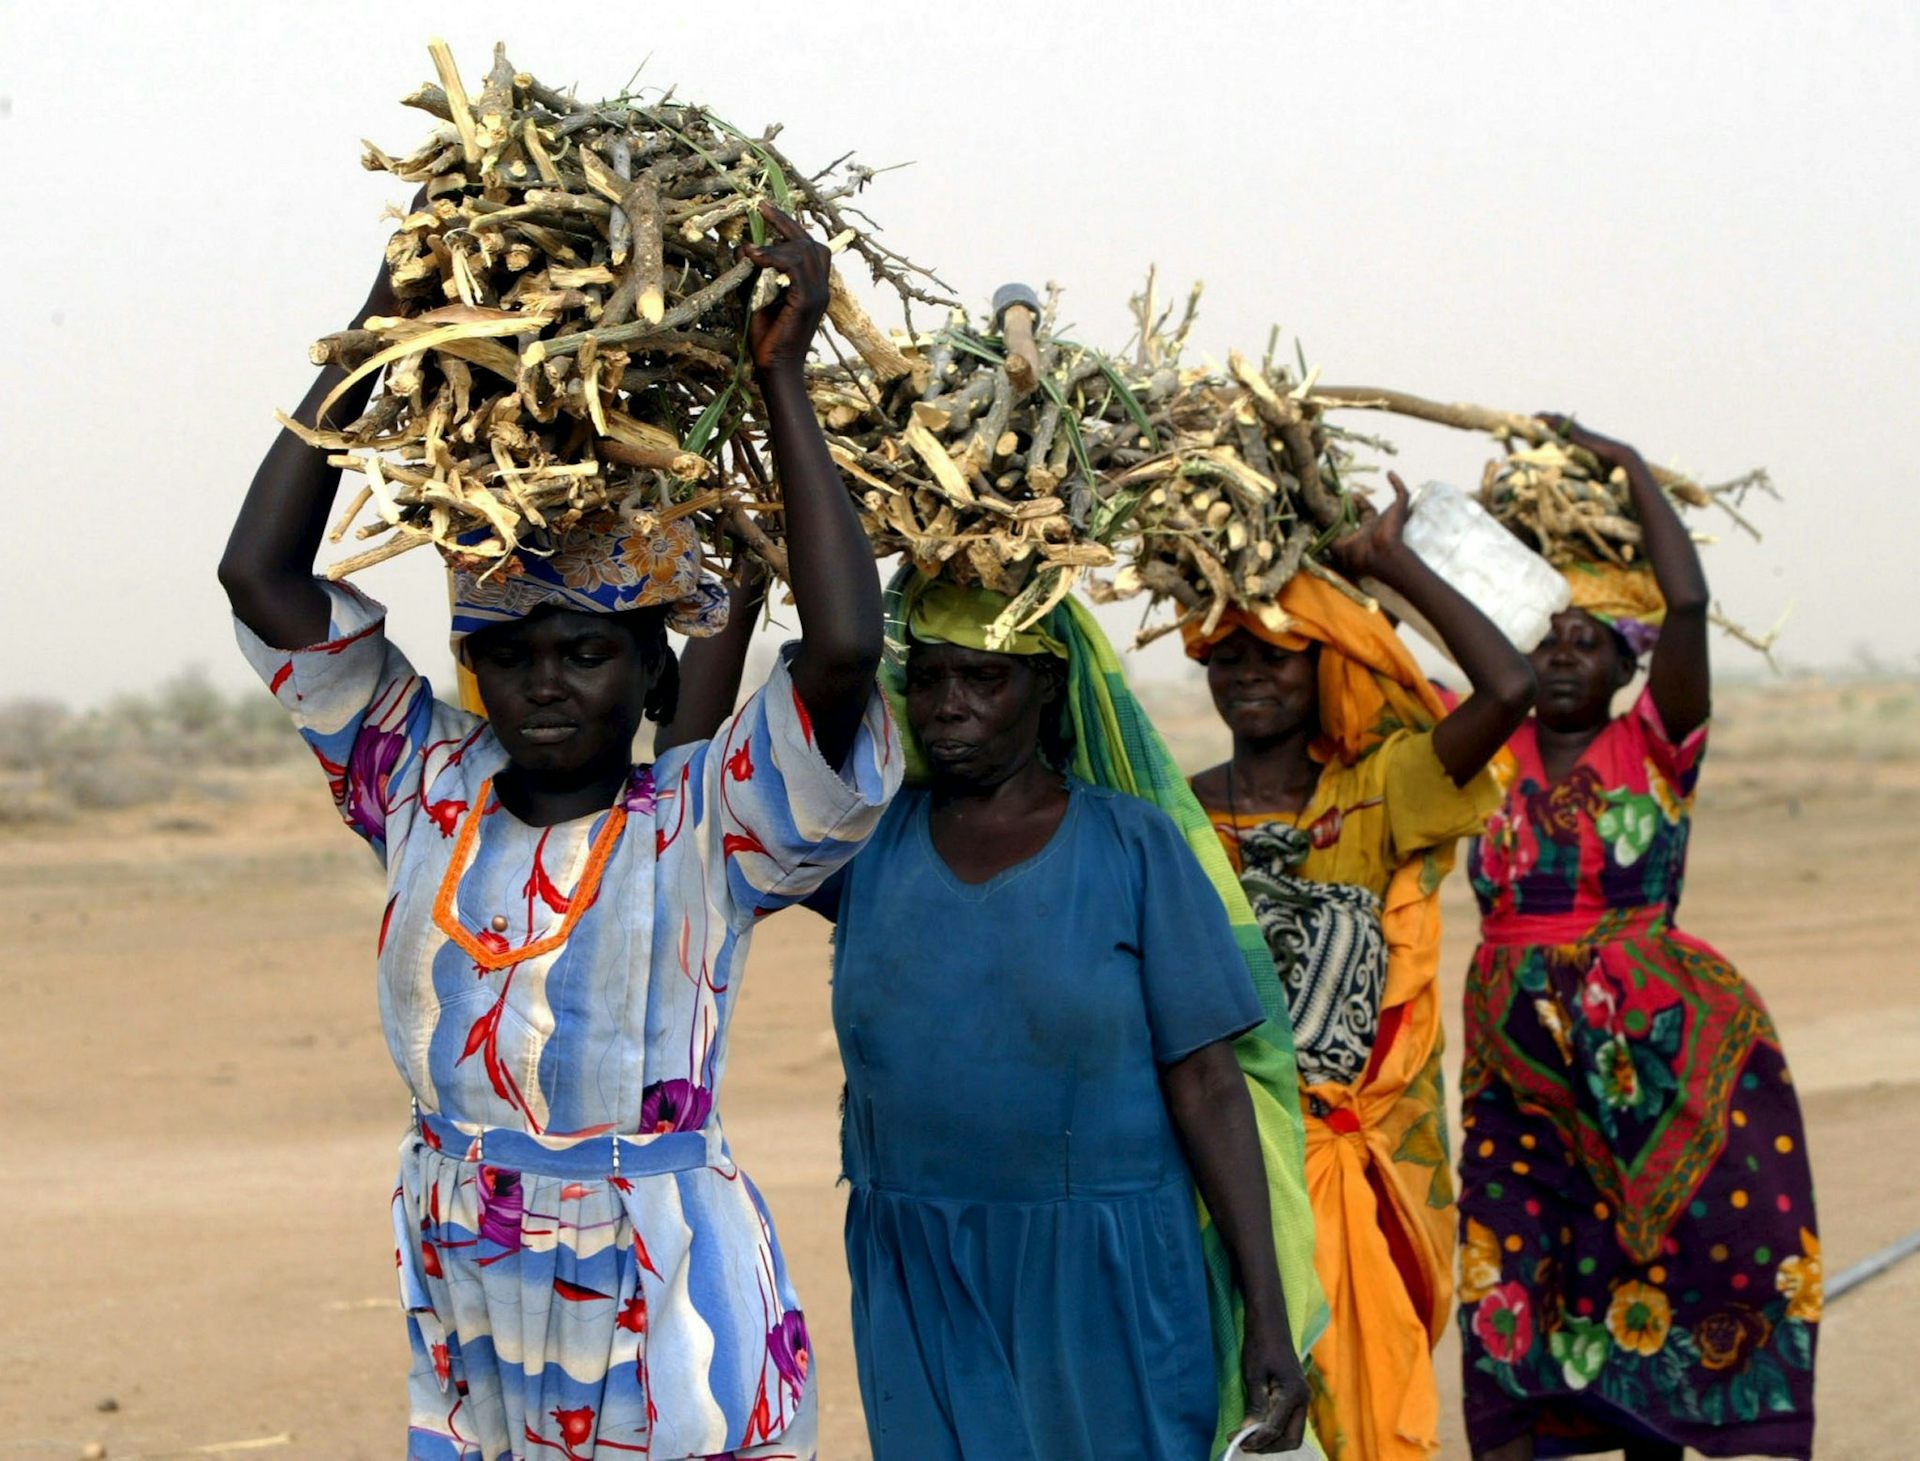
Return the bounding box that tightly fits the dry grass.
[5,669,1910,832]
[1133,672,1920,778]
[0,669,304,825]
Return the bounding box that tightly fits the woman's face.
[466,609,658,775]
[1529,609,1632,731]
[903,640,1054,788]
[1205,629,1319,742]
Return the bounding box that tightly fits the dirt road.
[3,705,1915,1457]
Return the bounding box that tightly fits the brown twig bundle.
[1478,442,1774,568]
[1305,385,1774,568]
[1092,277,1377,644]
[806,286,1172,638]
[290,39,949,583]
[1308,385,1786,652]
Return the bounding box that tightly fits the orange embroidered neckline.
[432,777,629,972]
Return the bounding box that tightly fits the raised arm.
[741,205,883,770]
[1163,1041,1310,1453]
[1330,474,1537,783]
[218,255,398,650]
[655,558,769,752]
[1542,413,1711,739]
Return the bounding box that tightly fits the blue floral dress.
[238,582,899,1460]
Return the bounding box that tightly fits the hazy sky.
[5,1,1916,704]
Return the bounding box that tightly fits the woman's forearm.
[1369,543,1536,781]
[220,274,393,650]
[1621,452,1709,616]
[1620,448,1712,736]
[758,365,882,764]
[1164,1041,1293,1338]
[656,563,768,751]
[1560,420,1712,737]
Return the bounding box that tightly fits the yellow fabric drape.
[1192,575,1506,1461]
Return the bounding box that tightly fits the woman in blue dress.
[805,578,1322,1460]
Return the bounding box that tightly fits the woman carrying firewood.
[716,571,1329,1460]
[217,205,898,1460]
[1455,417,1818,1461]
[1184,477,1536,1461]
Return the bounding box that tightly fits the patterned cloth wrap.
[891,571,1329,1461]
[448,514,732,649]
[1236,821,1387,1089]
[1185,572,1508,1461]
[1561,561,1667,655]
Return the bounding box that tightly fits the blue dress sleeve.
[1127,801,1266,1064]
[674,644,901,927]
[233,580,484,866]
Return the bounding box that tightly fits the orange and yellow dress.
[1188,575,1503,1461]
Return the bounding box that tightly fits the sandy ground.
[3,699,1918,1459]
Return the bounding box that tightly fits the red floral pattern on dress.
[240,585,885,1457]
[1473,1281,1534,1364]
[1459,691,1817,1455]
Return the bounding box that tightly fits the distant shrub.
[0,699,73,772]
[0,668,304,822]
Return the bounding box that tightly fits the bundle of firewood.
[290,39,947,582]
[1086,279,1377,643]
[1479,442,1773,570]
[811,274,1383,647]
[805,280,1176,640]
[1303,385,1784,650]
[1298,386,1773,569]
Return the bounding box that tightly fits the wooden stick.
[520,118,561,184]
[1312,384,1547,443]
[1315,383,1713,498]
[473,43,518,166]
[401,83,454,122]
[327,485,373,543]
[325,527,432,579]
[903,416,977,505]
[627,170,667,325]
[427,39,480,167]
[524,259,752,363]
[1001,304,1041,397]
[315,314,551,424]
[600,438,711,479]
[728,501,791,581]
[826,268,911,381]
[309,329,382,368]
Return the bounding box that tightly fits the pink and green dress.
[1458,690,1819,1458]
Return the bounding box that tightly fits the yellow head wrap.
[1561,562,1667,653]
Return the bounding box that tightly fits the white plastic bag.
[1221,1422,1326,1460]
[1359,479,1570,658]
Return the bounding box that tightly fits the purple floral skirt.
[1457,932,1819,1458]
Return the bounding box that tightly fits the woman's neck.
[926,753,1069,884]
[1533,715,1610,782]
[928,751,1064,817]
[495,756,633,827]
[1226,729,1321,812]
